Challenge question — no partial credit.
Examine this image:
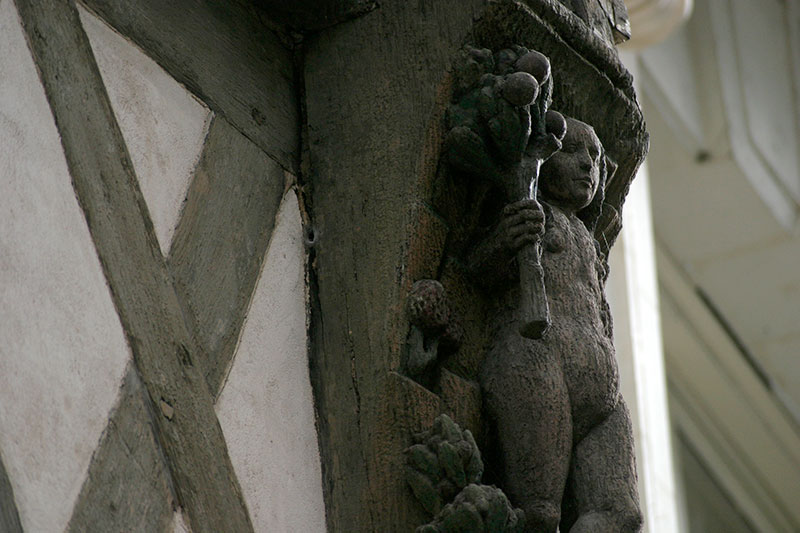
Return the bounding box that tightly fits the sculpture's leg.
[563,399,643,533]
[481,344,571,533]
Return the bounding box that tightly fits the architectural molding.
[707,0,800,229]
[622,0,693,50]
[657,244,800,532]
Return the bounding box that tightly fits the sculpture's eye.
[561,142,577,154]
[589,146,601,161]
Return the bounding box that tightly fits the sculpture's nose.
[579,154,593,171]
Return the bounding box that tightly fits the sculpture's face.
[540,120,602,210]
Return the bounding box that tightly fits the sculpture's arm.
[594,242,615,340]
[466,199,544,288]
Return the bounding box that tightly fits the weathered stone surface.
[523,0,635,94]
[553,0,630,46]
[471,116,642,531]
[406,414,483,516]
[81,0,298,172]
[15,2,252,530]
[442,44,561,340]
[169,115,287,396]
[407,415,524,533]
[67,367,175,533]
[419,483,525,533]
[403,280,463,383]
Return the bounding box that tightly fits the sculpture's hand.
[498,199,544,255]
[526,110,567,162]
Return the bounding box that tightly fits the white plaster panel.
[0,2,131,531]
[216,191,326,532]
[79,6,211,255]
[172,509,192,533]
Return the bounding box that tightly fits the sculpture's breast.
[542,208,604,322]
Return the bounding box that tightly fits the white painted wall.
[172,509,192,533]
[607,50,682,533]
[216,190,326,533]
[0,2,131,531]
[79,6,211,256]
[607,165,681,533]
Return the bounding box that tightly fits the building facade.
[1,0,798,531]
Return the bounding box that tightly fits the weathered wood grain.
[80,0,298,172]
[0,449,22,533]
[304,1,486,529]
[253,0,377,31]
[169,115,287,396]
[67,367,174,533]
[15,2,254,531]
[304,1,647,530]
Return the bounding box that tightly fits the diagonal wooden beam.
[0,449,22,533]
[80,0,298,173]
[67,366,175,532]
[14,1,253,530]
[64,115,289,528]
[169,115,289,397]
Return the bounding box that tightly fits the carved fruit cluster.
[405,414,483,515]
[406,280,463,351]
[417,484,525,533]
[445,45,557,176]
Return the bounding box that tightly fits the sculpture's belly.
[488,286,619,441]
[548,319,619,441]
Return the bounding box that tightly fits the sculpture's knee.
[568,504,642,533]
[616,491,644,532]
[621,503,644,533]
[524,500,561,533]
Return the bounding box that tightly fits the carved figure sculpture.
[476,116,642,532]
[443,45,642,532]
[405,280,463,383]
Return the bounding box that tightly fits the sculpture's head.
[539,117,607,228]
